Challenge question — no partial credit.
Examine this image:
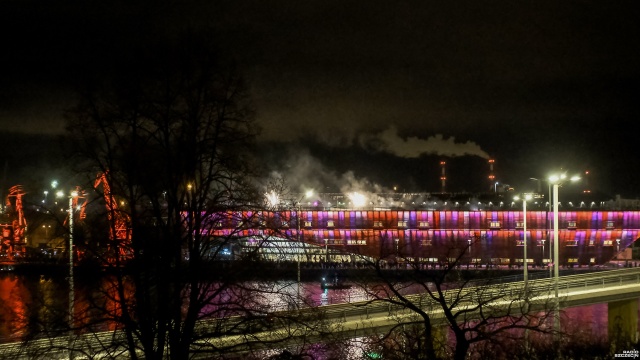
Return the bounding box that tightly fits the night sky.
[1,1,639,197]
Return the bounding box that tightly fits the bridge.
[2,268,640,358]
[203,267,640,353]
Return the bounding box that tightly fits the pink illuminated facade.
[210,210,640,266]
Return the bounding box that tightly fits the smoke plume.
[359,126,490,159]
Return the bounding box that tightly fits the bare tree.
[58,32,303,359]
[349,235,557,360]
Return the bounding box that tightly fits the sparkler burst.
[265,190,280,208]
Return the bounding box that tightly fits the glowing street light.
[68,189,80,359]
[549,172,580,335]
[515,194,532,292]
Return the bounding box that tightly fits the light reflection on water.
[0,272,631,356]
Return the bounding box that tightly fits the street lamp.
[515,194,532,292]
[296,189,314,301]
[549,173,580,335]
[68,190,79,359]
[394,238,399,269]
[530,177,552,275]
[324,238,328,263]
[468,238,473,267]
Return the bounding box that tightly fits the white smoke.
[265,149,395,202]
[359,126,490,159]
[338,171,394,207]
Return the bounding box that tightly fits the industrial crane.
[94,172,132,258]
[2,185,27,258]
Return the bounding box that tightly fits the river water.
[0,270,629,356]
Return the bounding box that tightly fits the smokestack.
[488,159,496,192]
[440,160,446,193]
[583,170,591,194]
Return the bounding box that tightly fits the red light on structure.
[488,175,495,180]
[440,161,446,165]
[488,159,495,163]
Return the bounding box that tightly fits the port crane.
[1,185,27,258]
[94,172,132,258]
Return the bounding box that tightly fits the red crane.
[94,172,131,258]
[2,185,27,258]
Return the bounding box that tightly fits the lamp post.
[530,177,552,274]
[296,202,301,300]
[551,182,560,335]
[68,190,78,359]
[468,238,472,266]
[325,238,328,263]
[549,173,580,335]
[295,190,313,301]
[515,194,532,292]
[395,238,399,269]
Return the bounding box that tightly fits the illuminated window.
[516,221,524,228]
[327,220,334,227]
[348,239,366,245]
[398,221,408,228]
[421,240,433,246]
[282,221,289,228]
[418,221,430,228]
[565,240,578,246]
[603,240,613,246]
[304,221,312,227]
[567,221,576,229]
[588,240,595,246]
[606,221,615,229]
[568,258,578,263]
[516,240,524,246]
[489,221,501,229]
[373,221,383,227]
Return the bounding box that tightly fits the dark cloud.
[0,0,639,196]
